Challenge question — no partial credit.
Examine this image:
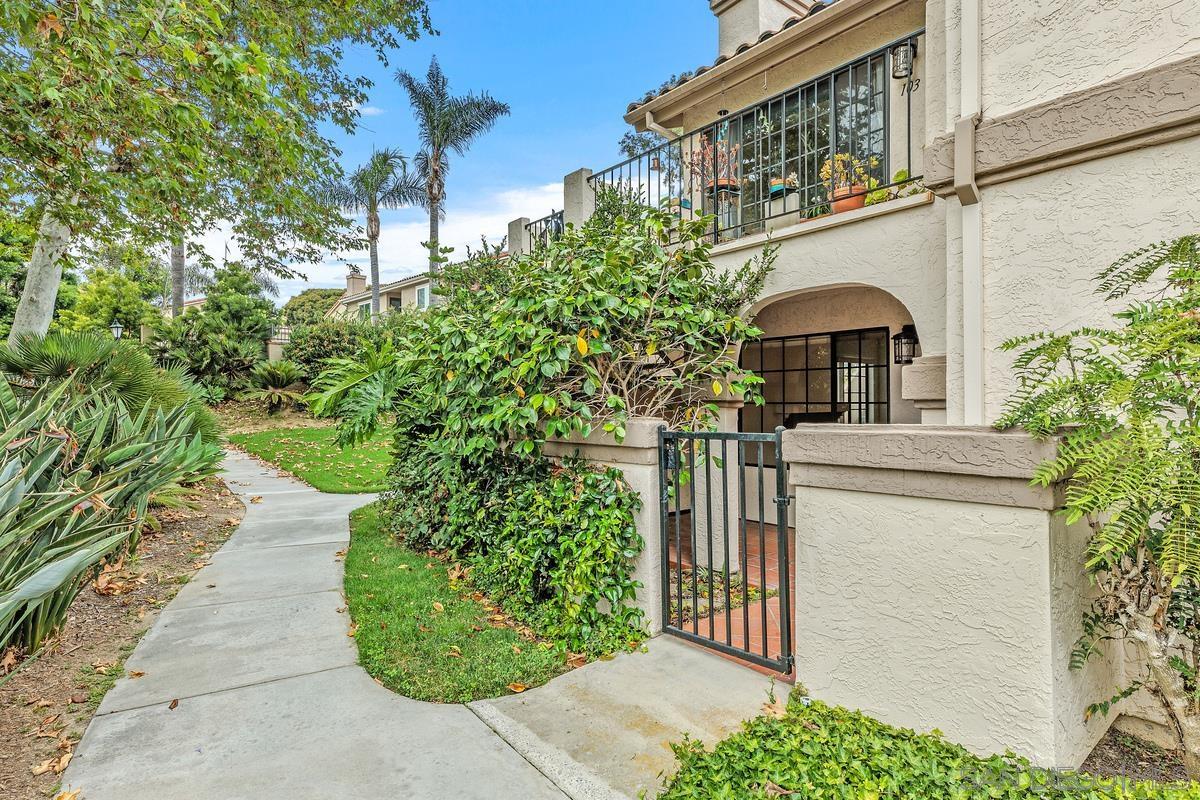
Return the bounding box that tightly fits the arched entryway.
[740,284,921,440]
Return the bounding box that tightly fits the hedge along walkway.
[59,450,566,800]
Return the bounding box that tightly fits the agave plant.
[242,360,305,415]
[0,380,221,655]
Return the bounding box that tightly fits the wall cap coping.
[782,424,1059,480]
[782,425,1063,509]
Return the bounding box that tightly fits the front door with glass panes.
[739,327,891,435]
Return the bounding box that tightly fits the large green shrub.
[381,436,644,654]
[659,694,1198,799]
[284,319,377,383]
[315,204,773,653]
[282,288,344,328]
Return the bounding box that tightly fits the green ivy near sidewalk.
[658,693,1200,799]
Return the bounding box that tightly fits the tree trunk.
[8,210,72,345]
[369,234,381,320]
[170,238,185,318]
[1130,612,1200,777]
[428,204,439,274]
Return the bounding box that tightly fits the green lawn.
[346,504,568,703]
[228,426,391,493]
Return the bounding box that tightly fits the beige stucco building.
[519,0,1200,772]
[325,269,433,321]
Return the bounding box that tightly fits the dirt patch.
[0,479,245,799]
[1081,727,1188,784]
[214,400,329,436]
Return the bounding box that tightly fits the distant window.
[389,297,404,310]
[358,303,370,320]
[416,286,429,309]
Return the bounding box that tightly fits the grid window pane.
[740,327,890,434]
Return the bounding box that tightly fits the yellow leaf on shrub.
[645,341,657,356]
[712,380,723,396]
[576,335,588,356]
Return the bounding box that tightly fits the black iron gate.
[658,427,793,673]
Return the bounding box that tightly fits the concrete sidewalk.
[63,451,780,799]
[61,451,567,800]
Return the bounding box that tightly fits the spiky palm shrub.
[0,331,221,445]
[0,381,221,654]
[242,360,305,415]
[998,235,1200,776]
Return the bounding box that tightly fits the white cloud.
[194,182,564,305]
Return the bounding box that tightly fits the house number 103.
[900,78,921,96]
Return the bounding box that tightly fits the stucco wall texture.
[981,0,1200,119]
[791,478,1109,768]
[979,138,1200,420]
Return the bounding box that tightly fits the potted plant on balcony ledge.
[821,153,877,214]
[688,133,741,237]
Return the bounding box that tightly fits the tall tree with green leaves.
[0,0,432,344]
[394,57,510,275]
[326,149,424,318]
[283,288,345,328]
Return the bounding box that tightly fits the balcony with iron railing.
[589,33,926,245]
[526,209,565,248]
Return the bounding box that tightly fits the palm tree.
[327,149,424,318]
[395,57,510,275]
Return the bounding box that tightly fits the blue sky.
[210,0,717,303]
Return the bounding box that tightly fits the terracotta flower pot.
[830,184,867,214]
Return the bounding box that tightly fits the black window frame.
[738,327,891,464]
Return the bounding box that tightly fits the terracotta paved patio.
[665,513,796,679]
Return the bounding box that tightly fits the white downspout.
[958,0,985,425]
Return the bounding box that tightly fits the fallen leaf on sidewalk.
[128,670,145,679]
[250,496,263,504]
[168,698,179,710]
[506,683,527,693]
[54,790,80,800]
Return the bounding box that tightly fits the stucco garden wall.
[783,425,1116,768]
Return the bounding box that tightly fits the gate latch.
[773,494,793,507]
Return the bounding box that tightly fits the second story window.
[591,34,923,245]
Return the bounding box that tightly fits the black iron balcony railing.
[590,32,925,245]
[526,209,565,248]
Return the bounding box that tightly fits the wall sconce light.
[892,324,919,365]
[891,40,917,80]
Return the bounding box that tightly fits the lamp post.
[109,320,124,341]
